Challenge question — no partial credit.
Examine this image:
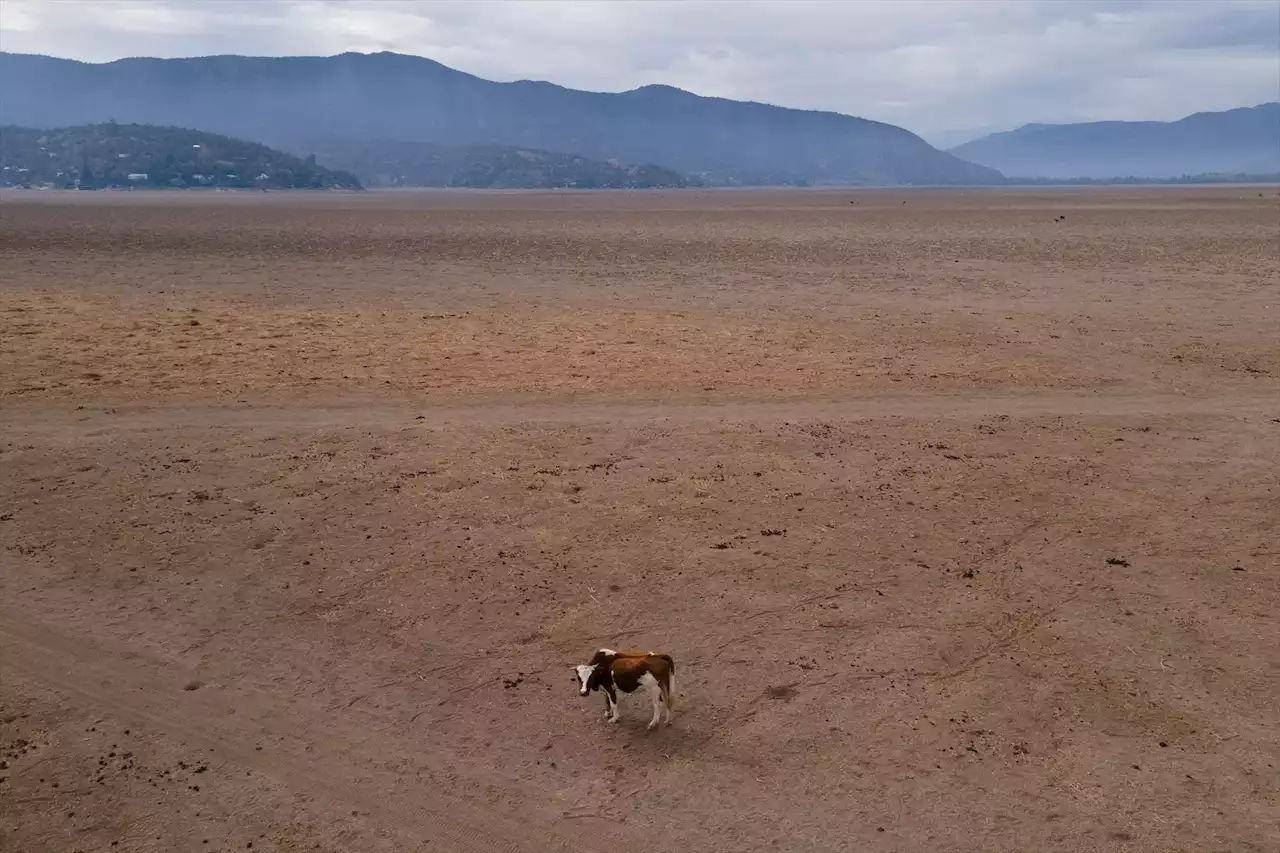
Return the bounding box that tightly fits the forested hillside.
[0,123,361,189]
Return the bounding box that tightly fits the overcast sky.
[2,0,1277,145]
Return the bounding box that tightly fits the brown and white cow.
[575,648,675,729]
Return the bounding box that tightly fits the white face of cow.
[575,664,595,696]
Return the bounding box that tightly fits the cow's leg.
[640,673,663,730]
[605,687,620,723]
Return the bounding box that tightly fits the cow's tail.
[657,654,676,708]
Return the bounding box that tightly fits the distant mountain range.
[950,104,1280,179]
[0,123,361,189]
[0,51,1002,187]
[303,136,691,188]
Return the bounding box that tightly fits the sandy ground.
[1,187,1277,853]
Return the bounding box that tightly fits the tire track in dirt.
[3,389,1276,438]
[0,611,641,853]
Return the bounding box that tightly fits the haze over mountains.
[950,104,1280,179]
[0,51,1001,187]
[1,51,1273,187]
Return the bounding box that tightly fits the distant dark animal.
[575,648,676,729]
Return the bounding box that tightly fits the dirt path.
[5,389,1276,436]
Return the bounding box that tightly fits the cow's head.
[575,649,617,696]
[575,664,597,696]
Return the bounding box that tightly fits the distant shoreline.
[4,182,1277,194]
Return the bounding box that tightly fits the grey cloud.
[1,0,1276,140]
